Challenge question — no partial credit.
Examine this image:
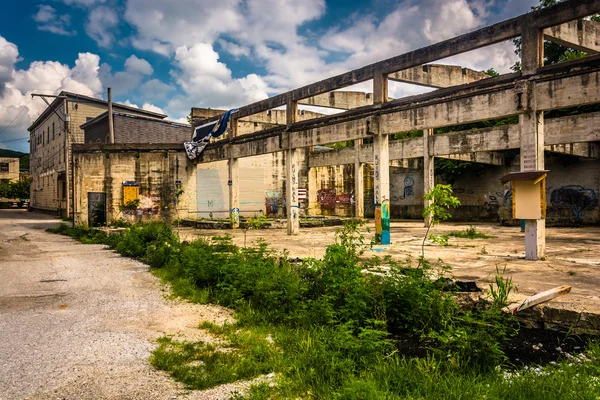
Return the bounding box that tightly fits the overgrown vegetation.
[46,220,600,399]
[448,225,495,239]
[422,184,460,258]
[0,176,30,200]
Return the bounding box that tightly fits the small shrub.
[448,226,494,239]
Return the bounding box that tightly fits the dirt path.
[0,210,238,399]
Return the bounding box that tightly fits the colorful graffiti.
[336,193,352,205]
[265,190,282,215]
[231,207,240,223]
[375,201,390,245]
[550,185,598,218]
[317,188,337,210]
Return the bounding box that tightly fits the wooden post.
[108,87,115,144]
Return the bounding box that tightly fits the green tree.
[512,0,600,70]
[421,184,461,263]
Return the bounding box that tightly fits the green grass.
[448,225,495,239]
[48,221,600,399]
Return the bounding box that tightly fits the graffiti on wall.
[550,185,598,218]
[391,177,415,202]
[265,190,282,215]
[317,188,337,210]
[336,192,352,205]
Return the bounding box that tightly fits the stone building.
[0,158,20,183]
[27,91,166,217]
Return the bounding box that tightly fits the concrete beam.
[544,20,600,54]
[198,62,600,163]
[388,64,490,88]
[440,151,505,165]
[545,142,600,158]
[308,139,505,167]
[191,107,325,126]
[299,91,374,110]
[306,111,600,168]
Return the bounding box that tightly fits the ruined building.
[28,92,166,217]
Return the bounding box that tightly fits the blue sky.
[0,0,537,153]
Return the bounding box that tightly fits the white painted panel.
[196,168,228,218]
[239,167,266,216]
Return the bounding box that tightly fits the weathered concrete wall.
[73,149,196,226]
[307,156,600,224]
[194,149,310,219]
[308,164,356,217]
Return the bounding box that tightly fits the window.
[0,163,8,172]
[52,122,55,140]
[47,127,50,143]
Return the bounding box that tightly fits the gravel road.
[0,210,243,399]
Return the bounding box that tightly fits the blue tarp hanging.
[184,108,239,160]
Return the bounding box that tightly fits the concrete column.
[354,139,364,219]
[373,69,390,244]
[521,27,546,260]
[228,117,239,228]
[521,26,544,75]
[286,100,300,235]
[423,128,434,227]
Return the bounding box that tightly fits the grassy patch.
[448,225,495,239]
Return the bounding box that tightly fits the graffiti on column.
[374,154,380,204]
[291,163,297,205]
[231,207,240,223]
[550,185,598,218]
[381,201,390,245]
[375,205,382,241]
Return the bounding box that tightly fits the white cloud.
[0,36,103,152]
[33,5,76,36]
[86,6,118,47]
[125,0,241,56]
[0,36,19,95]
[100,54,155,97]
[124,55,153,75]
[165,43,270,119]
[63,0,106,6]
[141,103,164,114]
[217,39,251,59]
